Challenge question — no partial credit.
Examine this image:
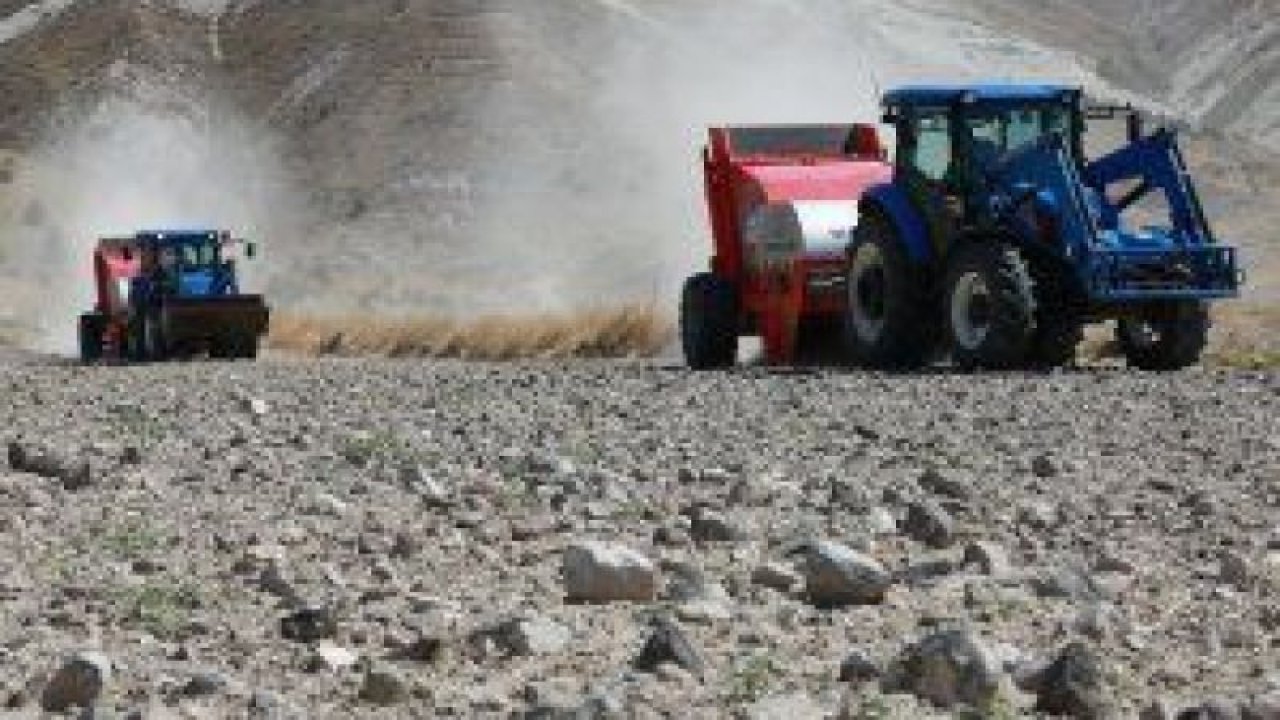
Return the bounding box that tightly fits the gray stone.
[1179,700,1243,720]
[9,441,93,490]
[1031,453,1059,478]
[359,666,409,706]
[1140,700,1177,720]
[1032,643,1112,719]
[882,629,1001,708]
[690,508,747,542]
[280,606,338,643]
[866,506,898,536]
[181,671,230,697]
[41,651,111,713]
[632,616,704,675]
[964,541,1011,576]
[746,692,825,720]
[803,541,891,607]
[562,541,657,603]
[918,468,971,500]
[1033,567,1103,601]
[839,649,882,683]
[1219,551,1252,589]
[1018,501,1058,529]
[307,642,359,672]
[495,616,571,656]
[751,562,802,593]
[903,501,955,549]
[523,678,581,719]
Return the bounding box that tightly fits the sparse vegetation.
[101,521,165,559]
[114,579,202,640]
[727,652,781,704]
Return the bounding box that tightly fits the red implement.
[694,124,892,365]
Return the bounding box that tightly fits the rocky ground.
[0,356,1277,718]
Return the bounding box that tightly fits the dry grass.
[267,304,674,361]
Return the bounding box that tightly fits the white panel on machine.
[744,200,860,268]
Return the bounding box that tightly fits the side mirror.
[1126,112,1143,143]
[245,242,257,259]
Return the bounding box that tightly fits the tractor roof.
[883,84,1079,107]
[135,230,223,244]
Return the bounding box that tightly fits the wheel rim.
[950,270,993,351]
[1121,318,1161,349]
[849,243,887,342]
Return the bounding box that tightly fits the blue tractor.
[844,84,1241,370]
[79,230,270,362]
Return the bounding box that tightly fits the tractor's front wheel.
[943,242,1037,370]
[1116,301,1209,371]
[844,212,936,369]
[680,273,738,370]
[143,312,168,362]
[78,313,105,363]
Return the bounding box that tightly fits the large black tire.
[943,241,1037,370]
[1116,301,1209,371]
[143,311,168,362]
[680,273,738,369]
[844,212,938,369]
[78,313,105,363]
[232,333,260,360]
[126,314,147,362]
[1026,262,1083,369]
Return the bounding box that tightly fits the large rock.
[903,501,955,549]
[490,616,571,656]
[803,541,891,607]
[562,541,657,603]
[280,606,339,643]
[1030,643,1112,719]
[359,666,409,706]
[40,651,111,713]
[8,441,93,490]
[882,629,1001,709]
[632,615,704,675]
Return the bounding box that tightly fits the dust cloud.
[0,72,300,353]
[469,1,886,313]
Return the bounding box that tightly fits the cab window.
[905,109,952,182]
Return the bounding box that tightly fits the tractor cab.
[881,85,1084,231]
[132,230,251,301]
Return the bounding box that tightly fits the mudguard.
[859,183,931,264]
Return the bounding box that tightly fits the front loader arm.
[1084,130,1215,246]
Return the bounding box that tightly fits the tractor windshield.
[964,104,1076,168]
[178,241,220,269]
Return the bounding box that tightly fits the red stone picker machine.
[681,124,891,367]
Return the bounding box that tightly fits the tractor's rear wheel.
[844,212,937,369]
[78,313,105,363]
[680,272,738,370]
[943,241,1037,370]
[1116,301,1209,371]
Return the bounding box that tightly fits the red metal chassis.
[701,125,893,364]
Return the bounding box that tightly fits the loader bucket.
[159,295,270,356]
